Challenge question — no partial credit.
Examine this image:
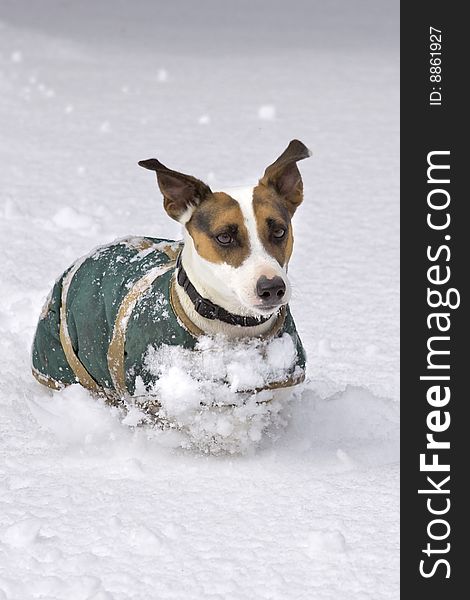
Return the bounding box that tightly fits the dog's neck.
[174,235,278,338]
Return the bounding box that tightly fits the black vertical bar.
[401,2,466,597]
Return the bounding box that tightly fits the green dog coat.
[32,237,306,400]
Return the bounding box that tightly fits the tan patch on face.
[253,184,293,266]
[186,192,250,266]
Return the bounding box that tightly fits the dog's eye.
[273,228,286,239]
[216,233,233,245]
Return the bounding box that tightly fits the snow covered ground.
[0,2,399,598]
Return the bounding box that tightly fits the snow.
[258,105,276,121]
[0,1,399,599]
[145,333,299,395]
[156,69,168,84]
[139,333,302,454]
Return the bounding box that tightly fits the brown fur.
[259,139,309,217]
[138,158,212,222]
[187,192,250,267]
[253,184,294,266]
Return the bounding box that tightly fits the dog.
[32,140,310,410]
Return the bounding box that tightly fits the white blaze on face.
[182,186,290,316]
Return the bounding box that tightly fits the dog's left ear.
[139,158,212,222]
[259,139,311,216]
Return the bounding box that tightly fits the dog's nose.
[256,276,286,303]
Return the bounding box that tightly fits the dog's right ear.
[139,158,212,222]
[259,140,311,217]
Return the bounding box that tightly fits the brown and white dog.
[139,139,311,338]
[31,140,310,451]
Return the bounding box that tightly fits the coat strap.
[60,259,102,393]
[31,366,65,391]
[107,261,176,397]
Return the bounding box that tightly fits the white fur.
[229,186,291,307]
[175,185,291,337]
[178,205,194,225]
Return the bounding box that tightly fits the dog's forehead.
[223,185,293,268]
[222,187,259,237]
[193,186,256,229]
[191,191,245,230]
[224,186,254,210]
[223,186,286,223]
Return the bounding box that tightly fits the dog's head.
[139,140,310,317]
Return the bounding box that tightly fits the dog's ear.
[259,140,311,216]
[139,158,212,222]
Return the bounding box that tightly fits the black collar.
[176,253,272,327]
